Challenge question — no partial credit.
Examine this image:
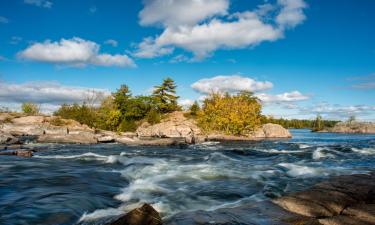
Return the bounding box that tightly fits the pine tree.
[152,77,180,113]
[189,101,200,116]
[313,114,323,131]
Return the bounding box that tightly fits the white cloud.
[276,0,307,28]
[191,75,273,94]
[139,0,229,27]
[169,54,190,63]
[299,103,375,120]
[18,37,136,67]
[135,0,307,59]
[24,0,52,8]
[179,99,195,109]
[104,39,118,47]
[256,91,309,103]
[0,81,111,113]
[0,16,9,24]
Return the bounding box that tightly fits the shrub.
[21,102,40,115]
[197,91,262,135]
[118,119,137,132]
[49,117,66,126]
[146,109,161,125]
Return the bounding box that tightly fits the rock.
[255,123,292,138]
[274,173,375,222]
[15,150,33,157]
[0,150,33,157]
[116,136,136,144]
[107,203,162,225]
[11,116,46,124]
[98,135,116,143]
[43,127,68,135]
[37,133,98,144]
[323,122,375,134]
[1,123,45,136]
[0,132,19,144]
[136,112,201,144]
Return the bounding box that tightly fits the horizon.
[0,0,374,121]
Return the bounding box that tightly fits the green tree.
[347,115,356,124]
[189,101,200,116]
[152,77,180,113]
[313,114,324,131]
[21,102,40,115]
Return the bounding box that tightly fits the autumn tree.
[197,91,262,135]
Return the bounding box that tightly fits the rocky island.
[320,121,375,134]
[0,111,291,155]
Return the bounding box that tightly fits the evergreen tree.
[313,114,323,131]
[152,77,180,113]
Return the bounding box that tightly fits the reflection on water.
[0,130,374,225]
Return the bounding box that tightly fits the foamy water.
[1,129,374,225]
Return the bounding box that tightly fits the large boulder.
[256,123,292,138]
[136,112,201,144]
[107,204,162,225]
[274,173,375,221]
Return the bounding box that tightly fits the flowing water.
[1,130,375,225]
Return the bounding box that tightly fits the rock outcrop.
[322,122,375,134]
[274,172,375,224]
[136,112,202,144]
[107,204,162,225]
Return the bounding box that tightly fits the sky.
[0,0,374,121]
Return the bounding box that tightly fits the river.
[1,129,374,225]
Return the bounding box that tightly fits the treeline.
[261,115,340,131]
[54,78,180,132]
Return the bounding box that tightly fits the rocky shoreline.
[320,121,375,134]
[0,112,292,157]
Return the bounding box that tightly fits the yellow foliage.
[197,91,262,135]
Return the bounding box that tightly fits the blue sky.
[0,0,374,120]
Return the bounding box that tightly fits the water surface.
[1,130,374,225]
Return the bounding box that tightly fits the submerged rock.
[0,150,33,157]
[107,204,162,225]
[0,132,19,144]
[274,172,375,224]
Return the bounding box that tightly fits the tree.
[152,77,180,113]
[113,84,132,111]
[313,114,323,131]
[22,102,40,115]
[348,115,356,124]
[189,101,200,116]
[197,91,262,135]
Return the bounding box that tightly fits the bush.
[21,102,40,115]
[118,119,137,132]
[54,104,96,127]
[49,117,66,126]
[146,109,161,125]
[197,91,262,135]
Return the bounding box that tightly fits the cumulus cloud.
[104,39,118,47]
[179,99,195,109]
[191,75,273,94]
[0,81,111,113]
[24,0,52,8]
[17,37,136,67]
[299,103,375,120]
[139,0,229,27]
[256,91,309,103]
[135,0,307,59]
[0,16,9,24]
